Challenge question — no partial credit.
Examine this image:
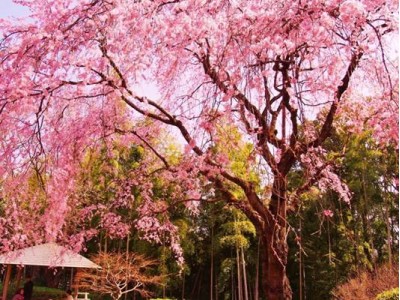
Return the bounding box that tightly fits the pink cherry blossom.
[323,209,334,218]
[0,0,397,298]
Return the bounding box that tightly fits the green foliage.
[213,124,262,198]
[26,286,65,300]
[219,220,256,249]
[376,288,399,300]
[0,282,67,299]
[64,119,397,300]
[287,128,398,299]
[32,288,66,300]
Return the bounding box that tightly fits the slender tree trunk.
[104,235,108,253]
[210,226,214,300]
[383,201,393,267]
[182,271,185,300]
[232,267,236,300]
[254,238,260,300]
[125,234,130,300]
[299,215,303,300]
[2,264,12,300]
[15,267,23,290]
[197,270,204,300]
[383,182,393,267]
[241,247,249,300]
[162,240,166,299]
[237,247,243,300]
[215,276,219,300]
[190,269,201,299]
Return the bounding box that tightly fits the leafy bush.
[75,252,163,300]
[332,264,398,299]
[0,284,65,300]
[32,286,65,300]
[376,288,399,300]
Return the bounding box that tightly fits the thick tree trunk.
[260,233,292,300]
[261,177,292,300]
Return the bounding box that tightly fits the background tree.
[286,122,398,299]
[75,252,163,300]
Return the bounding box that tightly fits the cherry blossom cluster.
[300,147,351,203]
[0,0,396,273]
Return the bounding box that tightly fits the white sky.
[0,0,29,18]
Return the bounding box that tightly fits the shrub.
[32,286,65,299]
[75,252,163,300]
[332,264,398,300]
[376,288,399,300]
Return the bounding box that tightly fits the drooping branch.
[310,50,363,148]
[96,41,276,227]
[198,51,283,173]
[114,127,170,170]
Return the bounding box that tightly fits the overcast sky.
[0,0,29,18]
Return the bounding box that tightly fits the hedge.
[376,287,399,300]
